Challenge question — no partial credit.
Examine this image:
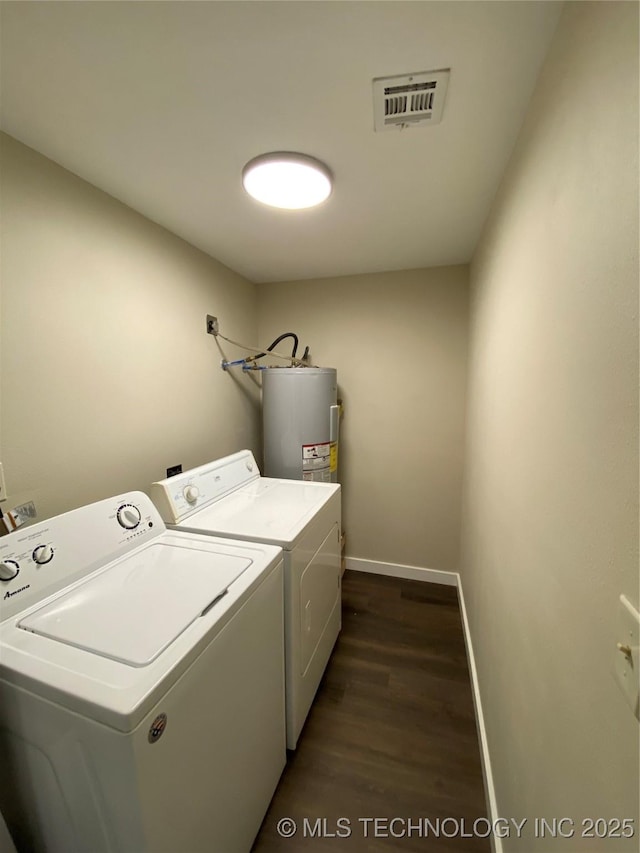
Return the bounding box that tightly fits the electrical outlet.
[614,595,640,720]
[166,464,183,478]
[1,509,25,534]
[206,315,219,336]
[0,463,6,503]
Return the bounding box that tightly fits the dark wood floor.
[252,570,490,853]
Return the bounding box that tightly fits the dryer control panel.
[151,450,261,524]
[0,492,164,621]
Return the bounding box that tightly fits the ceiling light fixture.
[242,152,332,210]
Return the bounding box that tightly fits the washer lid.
[18,542,251,666]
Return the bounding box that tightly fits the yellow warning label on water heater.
[330,442,338,473]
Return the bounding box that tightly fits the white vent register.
[373,69,450,131]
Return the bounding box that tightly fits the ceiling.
[0,1,562,283]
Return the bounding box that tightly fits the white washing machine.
[0,492,285,853]
[151,450,341,749]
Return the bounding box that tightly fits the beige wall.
[461,3,639,849]
[0,133,260,521]
[259,266,469,572]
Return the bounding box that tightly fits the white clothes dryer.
[151,450,341,749]
[0,492,285,853]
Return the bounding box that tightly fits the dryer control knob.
[0,560,20,581]
[32,545,54,565]
[184,485,199,504]
[117,505,141,529]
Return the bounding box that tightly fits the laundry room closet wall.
[460,2,639,847]
[258,266,469,573]
[0,133,260,522]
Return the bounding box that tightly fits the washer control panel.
[150,449,261,524]
[32,544,54,565]
[0,491,165,621]
[0,560,20,582]
[117,504,142,529]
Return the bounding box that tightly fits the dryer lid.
[18,542,251,666]
[189,478,338,546]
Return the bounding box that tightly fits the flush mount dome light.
[242,152,332,210]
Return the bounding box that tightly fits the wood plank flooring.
[252,570,490,853]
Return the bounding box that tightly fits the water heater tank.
[262,367,339,482]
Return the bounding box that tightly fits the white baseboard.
[455,579,502,853]
[344,556,457,586]
[344,555,501,853]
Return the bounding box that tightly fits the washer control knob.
[183,485,199,504]
[32,545,54,565]
[0,560,20,581]
[117,505,141,530]
[246,460,254,472]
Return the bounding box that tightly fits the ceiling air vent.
[373,69,450,132]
